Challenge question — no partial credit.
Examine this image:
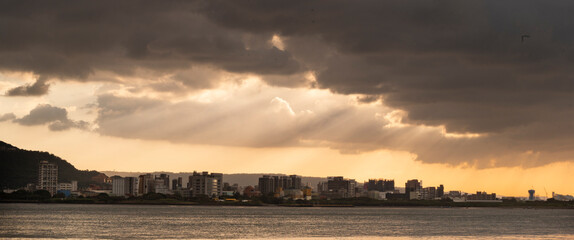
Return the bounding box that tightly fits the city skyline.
[1,1,574,197]
[1,138,565,199]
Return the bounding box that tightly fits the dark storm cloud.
[5,77,50,96]
[202,0,574,129]
[14,104,88,131]
[199,0,574,165]
[0,0,303,95]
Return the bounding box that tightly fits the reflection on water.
[1,204,573,239]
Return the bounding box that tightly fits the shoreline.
[1,199,573,209]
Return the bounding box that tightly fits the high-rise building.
[421,187,436,200]
[125,177,137,196]
[172,179,179,190]
[437,185,444,198]
[188,172,223,197]
[415,184,444,200]
[258,175,276,195]
[325,176,357,198]
[138,174,155,195]
[154,174,170,194]
[172,177,183,190]
[288,175,302,190]
[111,176,138,197]
[258,175,302,195]
[405,179,422,200]
[366,179,395,192]
[38,160,58,196]
[111,176,126,196]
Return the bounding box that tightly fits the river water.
[1,203,573,239]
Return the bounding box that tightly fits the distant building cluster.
[7,160,570,203]
[109,171,223,198]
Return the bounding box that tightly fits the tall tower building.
[528,189,535,201]
[38,160,58,196]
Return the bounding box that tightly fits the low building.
[467,191,497,201]
[25,183,36,192]
[173,188,192,199]
[552,192,574,201]
[284,189,304,200]
[58,182,73,191]
[302,186,312,198]
[452,191,501,202]
[243,186,259,198]
[367,190,388,200]
[221,191,235,197]
[386,193,408,200]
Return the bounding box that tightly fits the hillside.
[0,141,102,189]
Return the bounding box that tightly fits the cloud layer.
[13,104,88,131]
[92,80,573,168]
[1,0,573,167]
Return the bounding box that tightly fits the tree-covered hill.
[0,141,102,189]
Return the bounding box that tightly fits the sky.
[1,0,573,197]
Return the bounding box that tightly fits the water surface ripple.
[1,203,573,239]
